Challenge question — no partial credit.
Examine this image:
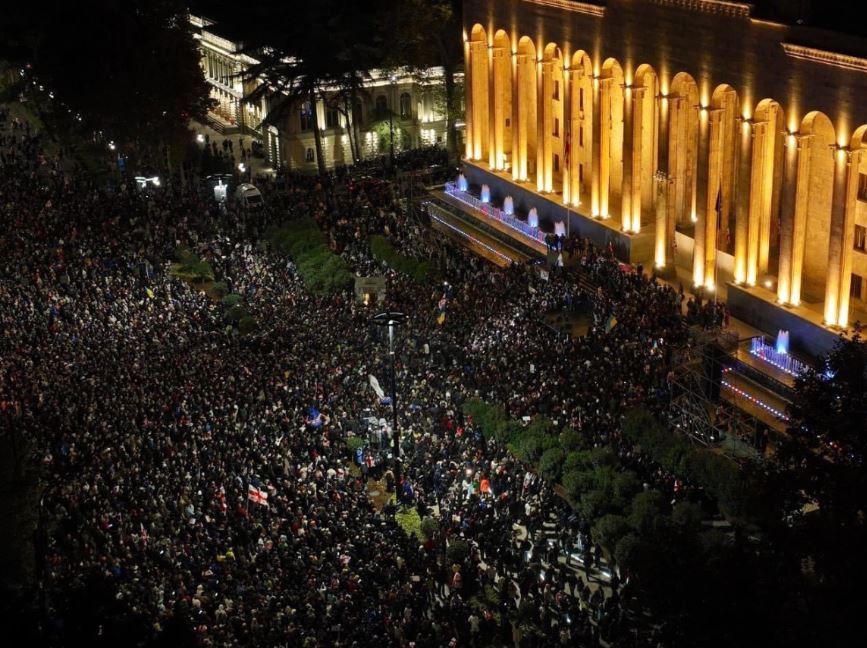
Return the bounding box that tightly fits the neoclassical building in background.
[191,13,462,172]
[461,0,867,353]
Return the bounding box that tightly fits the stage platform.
[462,161,655,265]
[424,190,548,265]
[727,283,844,358]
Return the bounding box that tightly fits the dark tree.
[7,0,212,151]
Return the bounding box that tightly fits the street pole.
[388,320,399,487]
[372,311,407,491]
[389,74,399,176]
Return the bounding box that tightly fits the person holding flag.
[247,480,269,508]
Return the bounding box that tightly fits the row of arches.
[465,24,867,328]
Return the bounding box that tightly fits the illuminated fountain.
[528,208,538,228]
[457,173,468,192]
[775,329,789,355]
[503,195,514,215]
[480,184,491,203]
[554,220,566,237]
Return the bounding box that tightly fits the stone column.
[517,54,529,181]
[541,60,553,192]
[704,109,725,287]
[464,40,473,160]
[598,77,612,218]
[631,86,647,232]
[837,147,862,328]
[824,146,854,326]
[789,134,813,306]
[654,171,672,268]
[693,106,709,287]
[621,84,635,231]
[563,68,572,205]
[470,40,489,162]
[488,44,497,169]
[536,59,545,191]
[591,76,602,216]
[737,119,759,285]
[777,132,799,304]
[512,52,521,180]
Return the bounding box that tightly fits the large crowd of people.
[1,105,730,647]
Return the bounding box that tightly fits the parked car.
[234,183,264,208]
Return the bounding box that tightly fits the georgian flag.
[247,483,269,506]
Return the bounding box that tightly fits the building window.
[375,95,389,120]
[579,164,584,184]
[352,100,363,127]
[579,127,584,147]
[553,118,559,138]
[856,225,867,252]
[859,173,867,202]
[325,107,339,129]
[852,273,863,299]
[305,147,315,162]
[300,101,314,131]
[579,88,585,112]
[554,154,560,173]
[553,80,559,101]
[505,117,511,128]
[400,92,412,119]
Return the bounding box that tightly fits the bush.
[612,471,642,505]
[209,281,229,298]
[591,514,630,555]
[346,436,367,453]
[238,316,258,336]
[169,247,214,283]
[539,448,565,482]
[559,427,587,451]
[562,469,594,502]
[420,517,439,540]
[628,490,668,535]
[563,450,592,473]
[268,219,352,295]
[225,305,246,322]
[222,293,243,308]
[514,431,545,464]
[671,501,704,532]
[614,532,641,569]
[370,234,430,282]
[446,539,469,564]
[578,489,611,521]
[623,409,759,525]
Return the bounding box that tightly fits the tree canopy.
[4,0,212,148]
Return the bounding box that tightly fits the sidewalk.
[190,120,275,180]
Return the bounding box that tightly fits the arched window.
[400,92,412,120]
[352,100,363,127]
[375,95,388,120]
[299,101,314,131]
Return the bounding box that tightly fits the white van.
[235,183,264,208]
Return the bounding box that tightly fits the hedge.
[622,408,762,523]
[369,235,430,282]
[268,219,353,295]
[169,247,214,283]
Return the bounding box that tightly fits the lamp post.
[372,311,408,489]
[389,74,397,173]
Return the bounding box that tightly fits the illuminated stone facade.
[463,0,867,331]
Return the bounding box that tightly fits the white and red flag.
[247,483,269,507]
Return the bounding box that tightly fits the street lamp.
[371,311,408,489]
[389,74,397,173]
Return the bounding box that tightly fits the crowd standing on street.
[1,109,726,647]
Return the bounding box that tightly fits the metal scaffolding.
[667,326,765,458]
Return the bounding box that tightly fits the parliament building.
[461,0,867,354]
